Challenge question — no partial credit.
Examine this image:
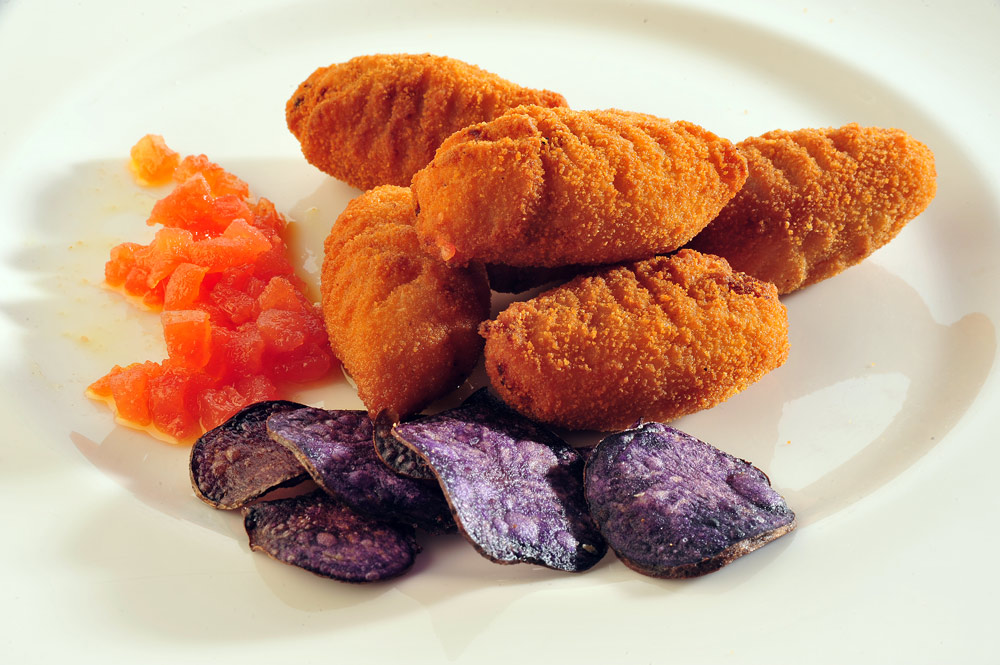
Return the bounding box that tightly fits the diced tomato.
[207,195,253,235]
[174,154,250,199]
[87,365,122,398]
[145,227,194,287]
[251,241,297,281]
[109,361,162,426]
[187,220,272,272]
[269,343,333,384]
[164,263,209,310]
[162,309,212,368]
[142,280,166,309]
[105,242,143,287]
[148,365,202,441]
[222,218,272,249]
[208,281,257,325]
[204,324,266,378]
[257,309,307,353]
[197,384,248,431]
[298,305,329,344]
[94,141,335,444]
[147,174,214,232]
[258,276,306,312]
[123,265,152,297]
[236,374,279,405]
[229,323,266,375]
[251,197,286,235]
[129,134,180,186]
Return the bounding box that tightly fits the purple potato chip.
[244,490,419,583]
[585,423,796,578]
[190,400,309,510]
[266,407,454,534]
[373,410,435,481]
[392,389,606,572]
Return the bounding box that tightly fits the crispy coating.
[287,54,567,190]
[480,250,789,431]
[412,106,748,267]
[687,123,937,294]
[321,186,491,419]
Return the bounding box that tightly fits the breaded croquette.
[412,106,748,268]
[687,123,936,294]
[321,186,491,419]
[480,249,789,431]
[287,54,567,190]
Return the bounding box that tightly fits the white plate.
[2,0,999,662]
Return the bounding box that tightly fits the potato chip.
[584,423,796,578]
[244,491,419,583]
[189,400,308,509]
[393,389,606,572]
[267,407,454,533]
[372,410,435,481]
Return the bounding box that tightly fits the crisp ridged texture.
[321,186,491,419]
[412,106,748,267]
[480,250,789,431]
[688,123,937,294]
[286,53,567,190]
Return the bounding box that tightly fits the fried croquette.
[321,186,491,419]
[411,106,748,268]
[287,54,567,190]
[687,123,937,294]
[480,249,789,431]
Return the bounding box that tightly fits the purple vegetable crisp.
[584,423,795,578]
[189,400,308,510]
[266,407,454,534]
[244,491,419,583]
[393,389,606,572]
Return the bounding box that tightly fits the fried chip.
[392,389,606,572]
[373,410,435,481]
[584,423,796,578]
[266,407,454,534]
[244,490,420,583]
[189,400,309,510]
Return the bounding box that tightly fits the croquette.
[687,123,937,293]
[321,186,491,419]
[412,106,748,267]
[287,53,567,190]
[480,249,789,431]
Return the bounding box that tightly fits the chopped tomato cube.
[93,140,335,444]
[174,154,250,199]
[109,361,162,426]
[197,385,248,431]
[147,174,214,232]
[164,263,209,310]
[148,365,202,441]
[258,276,306,312]
[129,134,180,186]
[257,309,307,352]
[162,309,212,368]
